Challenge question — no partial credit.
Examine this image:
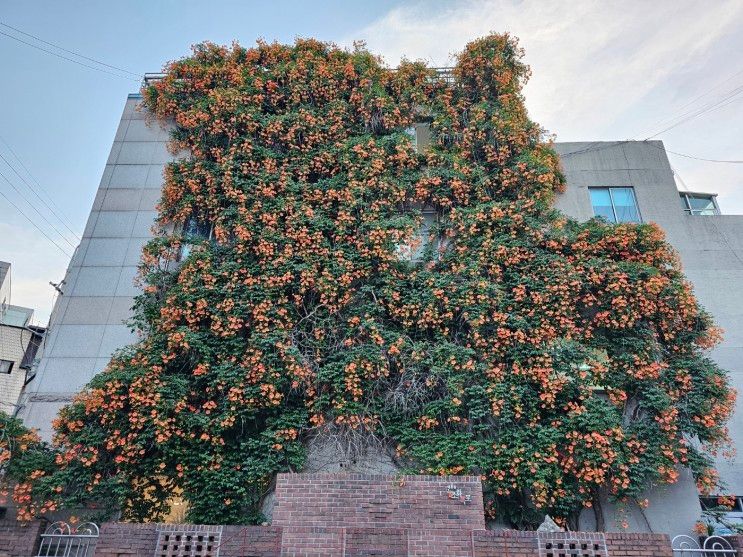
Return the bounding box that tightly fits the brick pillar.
[0,519,46,557]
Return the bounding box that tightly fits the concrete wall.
[17,95,173,439]
[554,141,743,494]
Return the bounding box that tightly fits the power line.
[0,21,142,79]
[643,67,743,133]
[0,136,82,239]
[643,83,743,139]
[0,167,77,250]
[0,146,81,241]
[665,149,743,164]
[560,141,742,165]
[0,29,140,83]
[0,172,72,258]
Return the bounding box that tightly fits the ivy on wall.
[2,35,735,528]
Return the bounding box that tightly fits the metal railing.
[142,67,457,87]
[672,534,737,556]
[36,521,99,557]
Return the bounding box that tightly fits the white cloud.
[0,220,70,326]
[341,0,743,212]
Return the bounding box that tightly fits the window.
[398,207,439,262]
[179,215,213,260]
[405,126,417,151]
[680,193,719,215]
[589,187,641,223]
[0,359,13,374]
[700,496,743,512]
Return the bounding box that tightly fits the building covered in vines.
[9,35,743,538]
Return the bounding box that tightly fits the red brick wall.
[272,473,485,531]
[0,475,682,557]
[473,529,539,556]
[279,526,344,557]
[345,527,407,556]
[219,525,282,556]
[0,519,45,557]
[0,522,677,557]
[605,532,673,557]
[94,522,158,557]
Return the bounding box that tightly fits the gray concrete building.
[0,261,44,414]
[16,94,743,536]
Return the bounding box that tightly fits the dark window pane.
[590,188,616,222]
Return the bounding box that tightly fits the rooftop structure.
[0,262,44,414]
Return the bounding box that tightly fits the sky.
[1,0,742,325]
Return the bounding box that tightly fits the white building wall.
[0,325,33,414]
[18,95,173,440]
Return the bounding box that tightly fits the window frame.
[178,215,214,261]
[0,359,13,374]
[397,205,443,263]
[680,192,720,216]
[588,186,642,224]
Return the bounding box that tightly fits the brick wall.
[0,519,45,557]
[345,527,407,556]
[219,525,282,557]
[0,474,683,557]
[94,522,158,557]
[473,529,539,556]
[605,532,673,557]
[272,473,485,531]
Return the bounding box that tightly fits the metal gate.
[672,535,737,557]
[36,521,99,557]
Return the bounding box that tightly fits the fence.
[36,521,99,557]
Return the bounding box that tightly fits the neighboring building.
[16,93,743,536]
[0,262,45,414]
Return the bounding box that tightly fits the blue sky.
[1,0,742,323]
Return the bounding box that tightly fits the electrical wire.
[560,141,742,165]
[0,134,82,239]
[665,149,743,164]
[0,21,142,79]
[642,83,743,139]
[0,148,81,242]
[643,67,743,133]
[0,167,77,250]
[0,174,72,257]
[0,29,140,83]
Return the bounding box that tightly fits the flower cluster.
[7,35,734,528]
